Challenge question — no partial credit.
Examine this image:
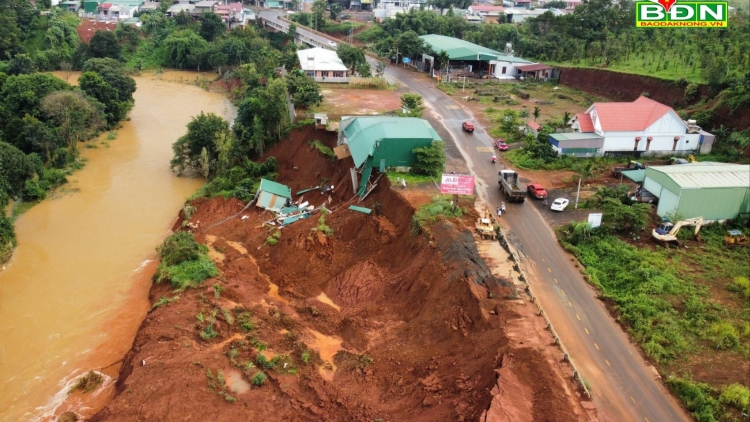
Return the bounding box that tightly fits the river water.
[0,72,233,421]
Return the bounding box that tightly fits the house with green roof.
[255,179,292,211]
[419,34,533,80]
[337,117,442,196]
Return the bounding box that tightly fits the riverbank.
[0,73,233,421]
[90,126,591,421]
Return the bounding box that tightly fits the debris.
[348,206,372,214]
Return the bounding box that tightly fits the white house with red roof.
[549,96,714,157]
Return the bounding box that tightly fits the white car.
[550,198,569,212]
[327,40,337,47]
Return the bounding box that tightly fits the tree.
[41,91,106,151]
[311,0,326,30]
[115,23,140,53]
[0,141,34,198]
[89,30,122,60]
[400,93,425,117]
[396,30,426,59]
[500,109,520,139]
[163,31,210,69]
[572,161,594,182]
[79,59,136,126]
[8,54,35,75]
[436,50,450,71]
[561,111,572,127]
[287,23,297,41]
[330,3,342,20]
[411,141,445,177]
[286,71,323,108]
[0,12,22,60]
[0,73,70,118]
[170,112,231,176]
[199,12,226,42]
[336,43,366,72]
[533,106,541,121]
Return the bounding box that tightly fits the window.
[306,71,315,77]
[502,66,507,74]
[321,71,329,77]
[333,71,344,77]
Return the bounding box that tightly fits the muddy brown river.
[0,72,234,421]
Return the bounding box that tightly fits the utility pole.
[459,75,467,92]
[575,176,582,209]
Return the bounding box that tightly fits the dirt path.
[90,127,588,422]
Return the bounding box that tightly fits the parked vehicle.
[527,183,548,199]
[612,160,645,177]
[630,189,658,204]
[462,121,475,132]
[495,139,508,151]
[327,40,337,47]
[652,217,703,246]
[550,198,569,211]
[498,169,525,202]
[670,155,695,164]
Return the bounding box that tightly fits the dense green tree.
[90,30,123,60]
[78,58,135,126]
[286,71,322,108]
[544,0,568,8]
[400,93,425,117]
[0,10,22,59]
[336,43,366,72]
[45,10,79,62]
[170,112,231,176]
[8,53,35,75]
[6,115,64,161]
[411,141,445,177]
[0,141,34,198]
[396,30,427,59]
[115,23,140,53]
[199,12,226,42]
[329,3,342,20]
[311,0,326,30]
[0,73,70,117]
[41,90,106,151]
[163,30,210,69]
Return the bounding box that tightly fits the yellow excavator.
[476,209,496,240]
[652,217,703,246]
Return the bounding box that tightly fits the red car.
[495,139,508,151]
[462,121,475,132]
[527,183,548,199]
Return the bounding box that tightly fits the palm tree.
[713,124,730,143]
[562,111,572,127]
[533,106,541,122]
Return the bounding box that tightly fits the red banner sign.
[440,174,475,195]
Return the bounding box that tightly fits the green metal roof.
[258,179,291,198]
[622,169,645,183]
[342,117,441,168]
[420,34,532,63]
[549,133,604,141]
[646,163,750,189]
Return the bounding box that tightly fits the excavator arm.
[668,217,704,236]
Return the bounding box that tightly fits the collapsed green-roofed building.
[335,116,442,196]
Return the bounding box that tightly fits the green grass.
[251,371,267,386]
[546,52,704,83]
[386,171,436,186]
[504,148,624,173]
[153,232,219,290]
[150,295,180,311]
[411,195,464,237]
[309,140,335,159]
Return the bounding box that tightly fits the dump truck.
[475,209,496,240]
[612,160,645,177]
[498,169,525,202]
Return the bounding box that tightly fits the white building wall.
[600,132,701,153]
[490,60,526,79]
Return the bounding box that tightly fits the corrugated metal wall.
[678,188,750,220]
[656,188,680,217]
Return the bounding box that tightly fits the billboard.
[440,174,475,195]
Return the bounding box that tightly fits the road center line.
[547,268,551,273]
[631,396,637,404]
[605,359,611,367]
[554,278,558,283]
[584,328,589,334]
[561,289,565,295]
[576,314,581,320]
[568,301,572,307]
[595,343,600,350]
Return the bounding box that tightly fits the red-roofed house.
[516,63,557,81]
[553,96,713,156]
[467,5,505,23]
[526,120,541,136]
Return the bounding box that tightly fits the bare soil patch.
[313,87,402,117]
[91,127,588,422]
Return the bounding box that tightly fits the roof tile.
[575,113,595,132]
[590,96,676,132]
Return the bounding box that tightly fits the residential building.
[419,34,533,80]
[526,120,541,136]
[336,116,442,195]
[553,96,715,157]
[514,0,531,8]
[372,0,427,21]
[215,2,244,23]
[504,8,549,22]
[467,5,505,23]
[516,63,557,81]
[60,0,80,12]
[464,14,482,23]
[166,3,194,15]
[194,0,218,13]
[82,0,102,13]
[639,163,750,220]
[255,179,292,212]
[138,1,160,12]
[98,2,140,21]
[297,47,349,83]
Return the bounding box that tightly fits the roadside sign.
[402,57,411,64]
[588,213,603,228]
[440,174,475,195]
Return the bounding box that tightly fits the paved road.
[376,66,691,422]
[259,12,691,422]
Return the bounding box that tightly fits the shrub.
[706,321,740,350]
[310,140,335,159]
[719,383,750,413]
[667,377,719,422]
[301,350,310,364]
[411,195,463,236]
[411,141,446,177]
[69,371,104,394]
[154,254,219,290]
[200,324,218,341]
[684,83,699,102]
[251,371,267,386]
[728,276,750,300]
[156,232,202,267]
[21,179,46,201]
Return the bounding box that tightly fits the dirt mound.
[92,126,585,422]
[558,67,709,109]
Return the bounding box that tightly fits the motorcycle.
[491,155,497,164]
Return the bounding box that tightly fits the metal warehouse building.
[642,163,750,221]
